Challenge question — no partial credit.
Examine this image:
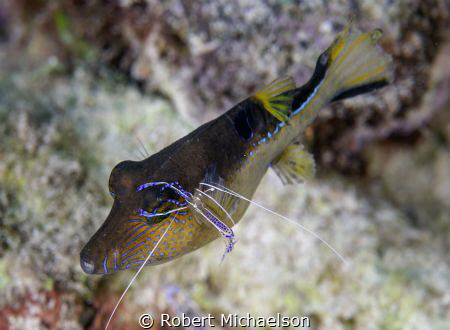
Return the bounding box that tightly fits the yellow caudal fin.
[323,25,393,101]
[253,76,296,122]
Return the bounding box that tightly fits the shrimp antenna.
[199,182,347,265]
[105,216,176,330]
[195,188,236,225]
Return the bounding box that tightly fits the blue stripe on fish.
[103,255,108,273]
[291,81,324,116]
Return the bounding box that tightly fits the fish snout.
[80,249,96,274]
[80,240,119,274]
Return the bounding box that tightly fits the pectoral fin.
[253,76,295,122]
[272,144,316,185]
[194,165,239,226]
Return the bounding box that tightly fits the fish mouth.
[80,249,96,274]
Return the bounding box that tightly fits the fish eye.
[142,186,178,208]
[142,187,160,209]
[139,185,182,223]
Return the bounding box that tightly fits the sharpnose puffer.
[80,26,392,274]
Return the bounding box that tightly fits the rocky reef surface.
[0,1,449,329]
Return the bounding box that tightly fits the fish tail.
[323,25,393,102]
[290,25,392,121]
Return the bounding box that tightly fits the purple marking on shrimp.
[137,181,193,203]
[166,198,187,207]
[136,182,156,191]
[171,182,193,199]
[138,209,153,217]
[221,243,235,259]
[202,209,236,261]
[204,210,232,234]
[221,234,237,262]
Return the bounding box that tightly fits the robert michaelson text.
[151,313,310,328]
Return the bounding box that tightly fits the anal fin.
[272,144,316,185]
[253,76,295,122]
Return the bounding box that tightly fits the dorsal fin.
[272,143,316,185]
[253,76,295,122]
